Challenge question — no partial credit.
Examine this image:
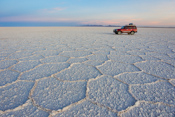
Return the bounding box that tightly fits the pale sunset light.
[0,0,175,26]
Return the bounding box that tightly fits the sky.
[0,0,175,27]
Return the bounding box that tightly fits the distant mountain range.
[81,25,175,28]
[81,25,120,27]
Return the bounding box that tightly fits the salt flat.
[0,27,175,117]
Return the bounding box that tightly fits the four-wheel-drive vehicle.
[113,23,137,35]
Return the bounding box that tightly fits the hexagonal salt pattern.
[0,100,49,117]
[0,27,175,116]
[0,60,18,69]
[55,63,101,81]
[97,61,140,76]
[87,54,108,62]
[108,55,143,64]
[88,76,136,111]
[146,52,173,60]
[52,101,117,117]
[130,81,175,105]
[135,61,175,79]
[7,51,33,59]
[0,70,19,86]
[0,81,34,111]
[41,56,69,63]
[33,50,61,57]
[120,102,175,117]
[84,60,105,66]
[67,57,87,64]
[115,72,160,84]
[60,51,92,57]
[20,63,70,81]
[11,60,41,72]
[19,55,44,61]
[31,78,86,110]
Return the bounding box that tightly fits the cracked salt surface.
[87,54,108,62]
[88,76,136,111]
[20,63,70,81]
[169,80,175,86]
[0,70,19,86]
[7,51,34,59]
[52,100,117,117]
[33,50,61,57]
[67,57,87,64]
[108,55,143,64]
[0,27,175,116]
[0,100,49,117]
[120,102,175,117]
[115,72,160,84]
[97,61,140,76]
[60,51,92,57]
[55,63,101,81]
[146,52,174,60]
[0,60,18,69]
[130,81,175,105]
[41,56,69,63]
[31,78,86,110]
[11,60,41,72]
[84,60,105,66]
[0,81,34,111]
[135,61,175,79]
[19,55,44,61]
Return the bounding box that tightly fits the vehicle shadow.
[101,33,114,35]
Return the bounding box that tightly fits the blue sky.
[0,0,175,26]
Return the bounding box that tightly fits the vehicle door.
[128,26,132,32]
[122,26,128,33]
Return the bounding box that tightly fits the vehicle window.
[124,27,128,29]
[129,27,132,29]
[121,26,124,29]
[133,26,136,29]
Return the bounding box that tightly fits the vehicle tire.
[130,31,135,35]
[117,31,121,35]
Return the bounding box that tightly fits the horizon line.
[1,26,175,28]
[1,21,175,27]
